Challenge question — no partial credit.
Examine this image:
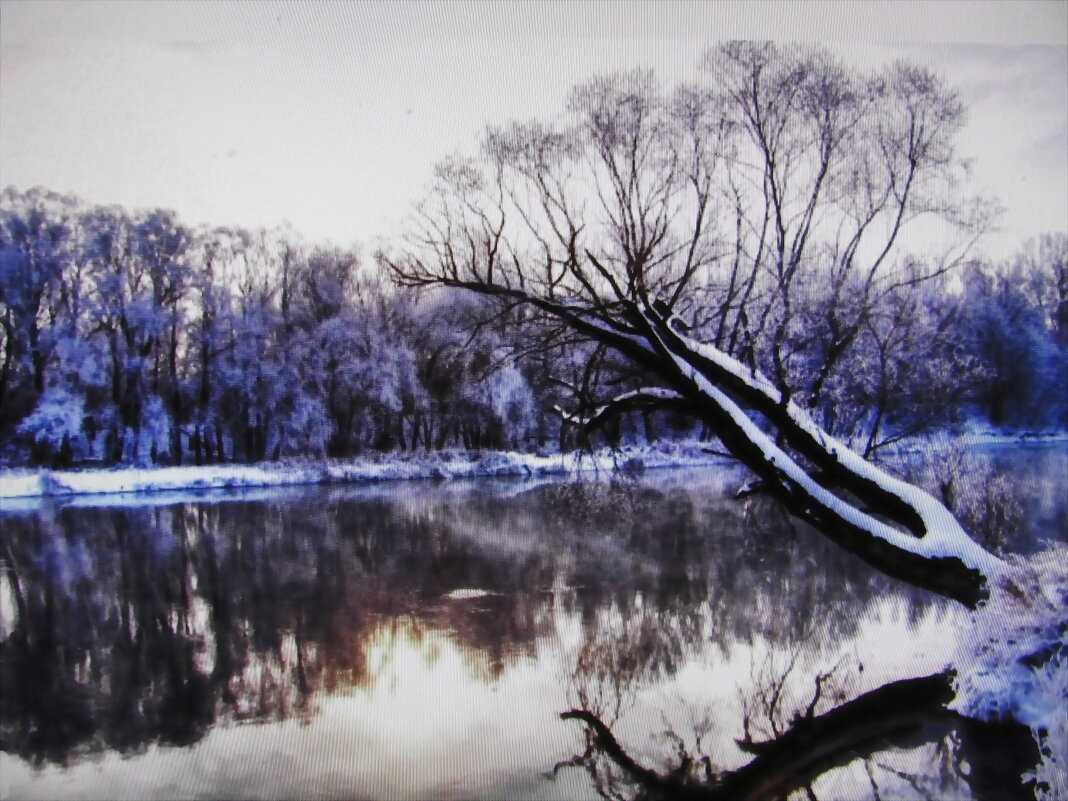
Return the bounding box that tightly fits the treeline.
[0,187,555,467]
[0,185,1065,468]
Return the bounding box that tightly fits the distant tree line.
[0,187,550,467]
[0,184,1064,468]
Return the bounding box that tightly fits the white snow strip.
[0,443,732,504]
[443,588,499,600]
[680,332,786,402]
[0,473,45,499]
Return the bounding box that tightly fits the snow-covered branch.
[554,387,686,429]
[633,302,1004,606]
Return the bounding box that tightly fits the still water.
[1,444,1064,800]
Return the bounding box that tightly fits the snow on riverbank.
[1,429,1063,504]
[0,442,731,502]
[878,426,1068,455]
[952,543,1068,800]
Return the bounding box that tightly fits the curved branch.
[559,710,713,801]
[555,387,688,433]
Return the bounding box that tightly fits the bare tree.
[381,44,1003,607]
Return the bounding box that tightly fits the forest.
[0,183,1064,469]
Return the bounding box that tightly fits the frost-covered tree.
[15,387,87,466]
[0,188,78,419]
[959,260,1067,428]
[134,210,192,461]
[399,290,543,451]
[812,272,987,456]
[184,227,231,461]
[80,206,191,463]
[1014,233,1068,349]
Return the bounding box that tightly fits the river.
[1,443,1064,800]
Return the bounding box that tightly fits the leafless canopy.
[381,43,1001,607]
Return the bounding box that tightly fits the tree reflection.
[555,601,1041,801]
[0,474,985,784]
[556,667,1039,801]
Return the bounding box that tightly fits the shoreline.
[0,442,733,502]
[1,430,1064,504]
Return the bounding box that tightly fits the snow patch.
[952,542,1068,800]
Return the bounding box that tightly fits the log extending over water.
[387,269,1002,607]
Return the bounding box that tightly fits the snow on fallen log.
[660,344,1007,581]
[665,323,1009,566]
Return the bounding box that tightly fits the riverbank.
[0,441,732,501]
[2,429,1064,503]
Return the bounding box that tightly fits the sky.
[1,0,1065,261]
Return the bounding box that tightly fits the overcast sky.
[1,1,1065,260]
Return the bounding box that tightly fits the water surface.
[1,445,1064,800]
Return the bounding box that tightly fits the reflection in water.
[556,668,1039,801]
[0,453,1060,799]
